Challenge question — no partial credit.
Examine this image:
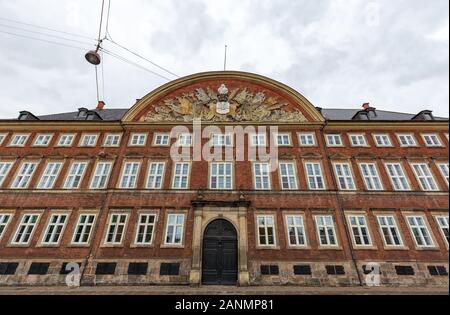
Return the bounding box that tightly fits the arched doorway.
[202,219,238,285]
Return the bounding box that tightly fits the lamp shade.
[85,50,101,65]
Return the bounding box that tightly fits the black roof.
[321,109,448,121]
[36,108,129,121]
[1,107,448,122]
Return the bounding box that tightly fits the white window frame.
[0,133,7,145]
[146,162,166,189]
[406,216,435,248]
[11,161,39,189]
[172,162,191,189]
[63,161,88,189]
[298,133,317,147]
[9,134,29,147]
[250,133,267,147]
[89,161,113,189]
[253,163,271,190]
[437,163,449,187]
[37,161,63,189]
[421,134,442,147]
[0,161,14,187]
[41,213,69,245]
[304,162,326,190]
[373,134,393,147]
[385,163,411,191]
[376,215,404,247]
[71,213,97,245]
[129,133,148,147]
[104,213,129,245]
[273,133,291,147]
[211,133,233,147]
[209,162,233,190]
[333,162,357,191]
[326,134,343,147]
[11,213,41,246]
[349,134,368,147]
[315,215,338,247]
[285,215,307,247]
[57,134,75,147]
[256,215,277,247]
[153,133,171,147]
[103,134,122,147]
[435,216,449,247]
[397,133,417,147]
[33,134,53,147]
[279,162,299,190]
[411,163,439,191]
[347,215,373,246]
[359,163,384,191]
[176,133,192,147]
[134,213,157,246]
[0,213,13,242]
[118,161,141,189]
[164,213,186,246]
[79,134,98,147]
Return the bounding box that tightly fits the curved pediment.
[122,71,325,123]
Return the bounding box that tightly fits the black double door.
[202,219,238,285]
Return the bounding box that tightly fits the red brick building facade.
[0,71,448,287]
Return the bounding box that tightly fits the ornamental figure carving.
[143,85,308,123]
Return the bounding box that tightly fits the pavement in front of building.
[0,285,448,295]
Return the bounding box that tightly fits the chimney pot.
[96,101,106,111]
[362,103,370,110]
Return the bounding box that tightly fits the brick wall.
[0,123,448,287]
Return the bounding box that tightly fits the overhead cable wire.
[0,29,92,51]
[0,16,95,41]
[95,66,100,102]
[105,0,112,37]
[101,49,106,102]
[94,0,107,103]
[97,0,106,42]
[100,47,172,81]
[0,22,96,46]
[105,38,180,78]
[101,1,178,79]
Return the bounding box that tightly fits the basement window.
[128,263,148,276]
[261,265,279,276]
[160,263,180,276]
[96,263,117,275]
[428,266,448,277]
[326,265,346,275]
[28,263,50,275]
[395,266,415,276]
[294,265,312,276]
[0,263,19,275]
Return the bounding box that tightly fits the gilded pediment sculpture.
[143,84,308,123]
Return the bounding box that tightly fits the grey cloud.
[0,0,448,119]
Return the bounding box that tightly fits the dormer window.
[78,108,88,118]
[423,113,434,121]
[18,111,39,121]
[352,111,370,120]
[77,108,102,121]
[412,110,435,121]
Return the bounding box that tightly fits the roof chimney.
[362,103,370,110]
[96,101,106,111]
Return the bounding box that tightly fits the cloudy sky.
[0,0,448,119]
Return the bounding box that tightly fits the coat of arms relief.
[143,84,308,123]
